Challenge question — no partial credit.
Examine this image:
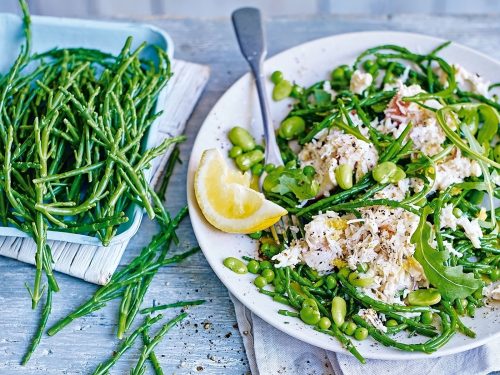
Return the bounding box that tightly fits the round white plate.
[187,31,500,360]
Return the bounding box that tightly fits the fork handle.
[232,8,283,166]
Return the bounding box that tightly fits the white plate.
[187,31,500,360]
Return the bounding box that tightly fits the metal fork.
[232,8,292,243]
[231,7,284,178]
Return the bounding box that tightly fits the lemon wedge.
[194,148,287,233]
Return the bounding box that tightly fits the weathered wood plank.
[1,14,500,375]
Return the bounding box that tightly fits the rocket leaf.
[411,206,483,301]
[267,169,319,201]
[313,88,332,106]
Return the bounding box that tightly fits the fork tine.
[270,225,280,244]
[280,216,289,243]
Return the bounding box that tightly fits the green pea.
[223,257,248,274]
[247,260,260,274]
[344,67,353,80]
[494,144,500,163]
[251,163,263,176]
[235,149,264,171]
[407,288,441,306]
[354,327,368,341]
[260,260,272,270]
[372,161,398,184]
[331,296,347,327]
[272,79,293,101]
[303,165,316,177]
[254,276,268,288]
[389,167,406,183]
[334,164,353,190]
[302,298,318,310]
[229,146,243,158]
[420,311,434,325]
[331,66,345,81]
[300,306,321,325]
[338,267,351,278]
[270,70,284,84]
[452,207,462,218]
[228,126,256,151]
[260,243,270,254]
[325,275,337,290]
[290,84,304,98]
[255,144,265,152]
[386,319,398,328]
[278,116,306,140]
[261,268,275,283]
[491,268,500,281]
[376,57,389,68]
[362,60,376,71]
[264,163,275,173]
[343,321,357,336]
[263,243,280,258]
[318,317,332,330]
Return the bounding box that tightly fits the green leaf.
[411,207,482,301]
[435,105,500,169]
[461,122,496,228]
[477,104,499,145]
[269,169,319,201]
[313,89,332,106]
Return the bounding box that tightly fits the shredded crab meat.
[298,125,378,196]
[274,206,427,304]
[440,203,483,248]
[383,84,441,128]
[358,308,387,332]
[373,178,411,202]
[272,70,490,308]
[484,283,500,301]
[350,70,373,95]
[380,83,482,191]
[437,64,491,97]
[433,148,482,191]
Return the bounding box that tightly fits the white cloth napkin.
[230,294,500,375]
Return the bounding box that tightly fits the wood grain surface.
[1,14,500,375]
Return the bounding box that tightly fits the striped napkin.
[230,295,500,375]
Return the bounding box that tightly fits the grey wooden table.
[1,14,500,375]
